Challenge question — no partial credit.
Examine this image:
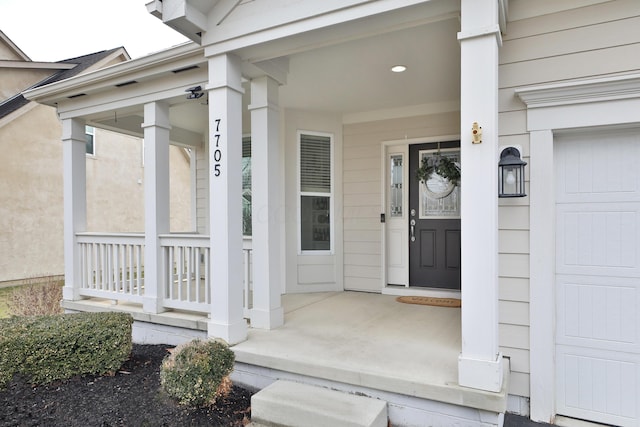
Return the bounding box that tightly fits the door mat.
[396,296,461,307]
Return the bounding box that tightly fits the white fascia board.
[23,42,203,106]
[515,73,640,108]
[0,60,76,70]
[54,72,208,119]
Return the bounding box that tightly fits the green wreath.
[416,154,460,187]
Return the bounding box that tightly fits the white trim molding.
[515,73,640,109]
[517,73,640,424]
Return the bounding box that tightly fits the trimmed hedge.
[160,339,235,408]
[0,312,133,389]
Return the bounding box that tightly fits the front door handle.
[410,219,416,242]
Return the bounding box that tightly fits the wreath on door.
[415,153,460,199]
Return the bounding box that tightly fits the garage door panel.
[556,131,640,204]
[556,345,639,426]
[555,129,640,426]
[557,275,639,352]
[556,204,640,277]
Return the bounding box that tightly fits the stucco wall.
[0,68,53,102]
[0,103,192,284]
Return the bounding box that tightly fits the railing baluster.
[204,247,210,304]
[178,246,184,301]
[168,246,175,300]
[195,247,201,303]
[187,246,193,302]
[136,244,142,295]
[244,249,250,311]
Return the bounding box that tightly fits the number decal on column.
[213,119,222,177]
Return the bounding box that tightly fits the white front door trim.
[517,72,640,424]
[380,134,460,295]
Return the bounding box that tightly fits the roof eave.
[23,42,202,106]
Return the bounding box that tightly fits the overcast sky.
[0,0,190,62]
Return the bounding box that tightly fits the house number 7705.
[213,118,222,177]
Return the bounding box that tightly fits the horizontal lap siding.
[342,112,459,292]
[498,0,640,397]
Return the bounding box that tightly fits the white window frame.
[297,130,334,255]
[85,125,95,156]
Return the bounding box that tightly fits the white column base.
[62,285,82,301]
[208,319,248,345]
[458,352,504,392]
[143,298,166,314]
[250,307,284,330]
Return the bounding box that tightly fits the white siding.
[498,0,640,398]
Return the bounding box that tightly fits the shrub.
[7,276,64,317]
[0,311,133,389]
[160,339,235,408]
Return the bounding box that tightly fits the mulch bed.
[0,344,254,427]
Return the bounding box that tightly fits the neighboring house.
[0,30,192,285]
[22,1,640,426]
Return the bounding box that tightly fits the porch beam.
[61,118,87,301]
[457,0,504,393]
[249,75,284,329]
[142,101,171,313]
[206,53,248,344]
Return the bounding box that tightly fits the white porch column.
[249,76,284,329]
[142,101,171,313]
[61,118,87,301]
[457,0,504,392]
[206,53,248,344]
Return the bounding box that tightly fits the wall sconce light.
[498,147,527,198]
[186,85,204,99]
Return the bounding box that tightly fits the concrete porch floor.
[63,290,508,416]
[234,291,508,414]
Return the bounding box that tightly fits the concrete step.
[251,380,388,427]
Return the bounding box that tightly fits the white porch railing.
[75,233,253,316]
[77,232,146,303]
[160,234,210,313]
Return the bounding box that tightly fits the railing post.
[61,118,87,301]
[142,101,171,313]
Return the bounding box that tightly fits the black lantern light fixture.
[498,147,527,198]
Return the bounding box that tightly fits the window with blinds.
[299,132,332,252]
[300,134,331,193]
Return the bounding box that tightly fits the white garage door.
[555,129,640,427]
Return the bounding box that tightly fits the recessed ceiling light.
[391,65,407,73]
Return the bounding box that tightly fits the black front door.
[408,142,461,289]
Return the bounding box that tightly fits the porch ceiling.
[278,16,461,117]
[78,10,461,138]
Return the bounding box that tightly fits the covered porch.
[23,1,511,421]
[64,291,507,424]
